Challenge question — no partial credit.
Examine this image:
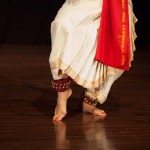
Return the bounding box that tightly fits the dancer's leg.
[51,69,74,121]
[96,70,124,104]
[82,89,106,119]
[82,70,124,118]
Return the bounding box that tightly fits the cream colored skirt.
[49,0,137,103]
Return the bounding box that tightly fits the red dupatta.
[95,0,130,70]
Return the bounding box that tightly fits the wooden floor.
[0,44,150,150]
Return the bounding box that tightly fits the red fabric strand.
[95,0,130,70]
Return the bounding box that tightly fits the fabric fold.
[95,0,130,70]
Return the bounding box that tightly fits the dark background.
[0,0,149,45]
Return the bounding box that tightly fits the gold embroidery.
[121,0,128,65]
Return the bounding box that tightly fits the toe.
[101,110,106,115]
[57,114,66,121]
[53,115,59,121]
[53,112,66,121]
[94,109,106,117]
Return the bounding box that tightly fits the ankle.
[57,88,72,100]
[83,102,95,111]
[82,93,98,107]
[58,87,71,94]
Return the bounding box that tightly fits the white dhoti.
[49,0,137,104]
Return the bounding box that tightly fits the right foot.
[53,88,72,121]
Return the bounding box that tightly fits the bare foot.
[82,102,106,119]
[53,88,72,121]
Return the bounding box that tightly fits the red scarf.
[95,0,130,70]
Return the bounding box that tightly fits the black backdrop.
[0,0,149,44]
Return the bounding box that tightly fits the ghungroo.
[82,93,98,106]
[51,76,76,92]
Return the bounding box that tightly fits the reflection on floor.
[0,44,150,150]
[54,114,115,150]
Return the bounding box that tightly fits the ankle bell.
[51,77,71,92]
[82,93,98,106]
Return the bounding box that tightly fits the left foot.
[82,102,106,119]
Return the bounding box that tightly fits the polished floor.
[0,44,150,150]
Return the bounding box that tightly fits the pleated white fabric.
[49,0,137,103]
